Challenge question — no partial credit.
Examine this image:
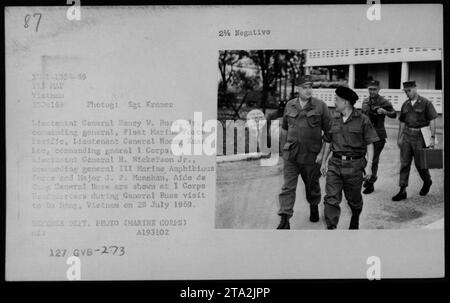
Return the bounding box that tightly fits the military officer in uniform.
[321,86,379,230]
[277,75,332,229]
[361,80,397,194]
[392,80,438,201]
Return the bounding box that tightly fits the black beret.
[294,75,313,86]
[335,86,359,105]
[402,80,416,88]
[367,80,380,87]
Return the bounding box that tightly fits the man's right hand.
[397,136,403,148]
[376,108,388,115]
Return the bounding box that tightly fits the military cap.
[402,80,416,89]
[335,86,359,105]
[367,80,380,88]
[294,75,313,86]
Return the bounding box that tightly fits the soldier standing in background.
[392,81,438,201]
[361,80,397,194]
[277,75,331,229]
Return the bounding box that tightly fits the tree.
[227,69,260,120]
[218,49,306,118]
[277,50,306,100]
[242,50,277,114]
[268,50,306,113]
[240,50,306,114]
[218,50,242,94]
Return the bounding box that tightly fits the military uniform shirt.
[323,109,379,157]
[398,95,438,128]
[361,94,396,140]
[282,96,331,164]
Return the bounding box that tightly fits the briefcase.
[417,148,443,169]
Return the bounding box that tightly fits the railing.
[313,88,443,114]
[305,47,442,66]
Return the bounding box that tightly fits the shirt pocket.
[401,107,413,125]
[285,110,299,128]
[306,111,321,128]
[324,123,341,142]
[329,124,342,134]
[400,106,409,117]
[347,125,363,147]
[413,106,426,125]
[282,141,298,161]
[283,142,294,151]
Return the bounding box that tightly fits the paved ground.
[215,128,444,230]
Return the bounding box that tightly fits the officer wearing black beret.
[392,80,438,201]
[320,86,379,229]
[361,80,397,194]
[277,75,332,229]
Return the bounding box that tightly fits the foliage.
[218,49,306,119]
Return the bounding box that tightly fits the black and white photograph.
[2,2,447,284]
[216,47,443,230]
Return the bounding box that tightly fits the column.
[348,64,355,88]
[304,66,310,75]
[400,61,409,87]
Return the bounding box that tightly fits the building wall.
[305,48,442,67]
[409,61,436,89]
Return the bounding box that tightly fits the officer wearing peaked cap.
[277,75,332,229]
[320,86,379,229]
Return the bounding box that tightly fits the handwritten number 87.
[24,13,42,32]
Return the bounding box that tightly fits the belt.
[407,127,421,131]
[333,154,364,160]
